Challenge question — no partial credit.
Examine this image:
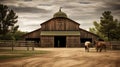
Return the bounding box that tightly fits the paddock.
[0,48,120,67]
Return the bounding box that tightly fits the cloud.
[79,2,91,4]
[0,0,120,32]
[38,3,52,6]
[8,5,51,13]
[24,0,33,1]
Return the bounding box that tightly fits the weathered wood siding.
[40,36,54,47]
[80,28,98,43]
[41,18,80,31]
[66,36,80,47]
[23,17,99,47]
[24,29,40,38]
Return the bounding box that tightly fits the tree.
[0,4,19,40]
[89,21,108,40]
[0,4,19,35]
[14,31,26,40]
[99,11,117,40]
[89,11,120,41]
[113,20,120,40]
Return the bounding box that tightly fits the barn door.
[54,36,66,47]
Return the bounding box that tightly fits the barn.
[23,8,99,47]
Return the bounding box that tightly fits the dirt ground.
[0,48,120,67]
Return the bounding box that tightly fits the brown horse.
[95,41,107,52]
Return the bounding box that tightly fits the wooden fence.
[0,40,120,50]
[110,41,120,50]
[0,40,38,51]
[80,41,120,50]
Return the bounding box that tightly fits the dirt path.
[0,48,120,67]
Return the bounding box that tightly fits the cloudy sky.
[0,0,120,32]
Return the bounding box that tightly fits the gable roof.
[79,28,99,37]
[22,28,41,37]
[40,17,80,25]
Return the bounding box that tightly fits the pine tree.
[89,11,120,41]
[0,4,19,35]
[99,11,118,40]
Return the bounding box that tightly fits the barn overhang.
[40,31,80,36]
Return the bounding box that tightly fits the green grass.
[0,49,49,60]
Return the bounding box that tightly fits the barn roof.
[79,28,99,37]
[22,28,41,37]
[40,17,80,25]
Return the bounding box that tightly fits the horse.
[95,41,107,52]
[84,41,91,52]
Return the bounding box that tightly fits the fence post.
[12,40,14,51]
[26,41,29,51]
[32,41,34,51]
[110,41,112,50]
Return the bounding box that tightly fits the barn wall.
[41,18,79,31]
[24,29,40,38]
[80,29,98,45]
[66,36,80,47]
[40,36,54,47]
[23,16,99,48]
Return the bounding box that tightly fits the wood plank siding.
[24,28,41,38]
[23,17,99,47]
[41,17,80,31]
[40,36,54,47]
[79,28,98,44]
[66,36,80,47]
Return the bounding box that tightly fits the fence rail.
[0,40,37,51]
[0,40,120,50]
[0,40,35,47]
[81,41,120,50]
[109,41,120,50]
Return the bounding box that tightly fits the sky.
[0,0,120,32]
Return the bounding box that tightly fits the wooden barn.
[23,8,99,47]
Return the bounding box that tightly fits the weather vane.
[59,7,62,12]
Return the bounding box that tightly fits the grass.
[0,49,49,60]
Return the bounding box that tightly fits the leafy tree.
[0,4,19,35]
[14,31,26,40]
[0,30,26,40]
[0,4,19,40]
[89,11,120,41]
